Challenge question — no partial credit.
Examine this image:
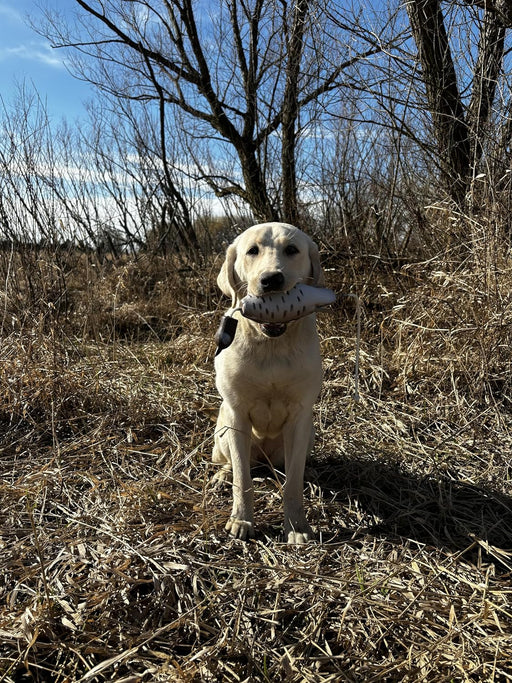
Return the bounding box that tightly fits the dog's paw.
[212,467,232,486]
[225,516,255,541]
[286,530,313,544]
[285,520,314,545]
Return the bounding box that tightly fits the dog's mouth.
[245,287,290,337]
[259,322,287,338]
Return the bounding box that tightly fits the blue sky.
[0,0,93,121]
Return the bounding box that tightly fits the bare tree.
[405,0,508,203]
[40,0,386,226]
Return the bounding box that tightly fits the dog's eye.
[284,244,299,256]
[247,245,259,256]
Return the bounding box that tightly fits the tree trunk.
[239,143,280,222]
[463,0,512,28]
[406,0,471,203]
[467,10,506,166]
[281,0,310,225]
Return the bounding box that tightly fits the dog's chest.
[248,394,299,438]
[242,360,319,437]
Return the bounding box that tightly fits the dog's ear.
[308,238,325,287]
[217,242,239,306]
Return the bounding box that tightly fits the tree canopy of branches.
[4,0,508,257]
[41,0,392,228]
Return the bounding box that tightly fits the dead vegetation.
[1,214,512,682]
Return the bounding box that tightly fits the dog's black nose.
[260,271,285,292]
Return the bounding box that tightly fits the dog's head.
[217,223,325,339]
[217,223,324,306]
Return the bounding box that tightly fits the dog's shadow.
[306,454,512,572]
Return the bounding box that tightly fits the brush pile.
[1,220,512,681]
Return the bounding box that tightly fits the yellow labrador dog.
[213,222,325,544]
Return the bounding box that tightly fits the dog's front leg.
[283,412,315,544]
[224,420,255,540]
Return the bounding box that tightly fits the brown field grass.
[1,216,512,681]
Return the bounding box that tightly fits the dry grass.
[2,221,512,681]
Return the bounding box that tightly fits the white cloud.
[0,3,22,22]
[0,41,64,68]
